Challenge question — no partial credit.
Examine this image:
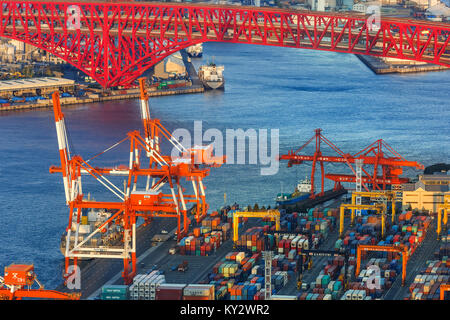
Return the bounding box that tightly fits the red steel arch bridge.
[1,1,450,87]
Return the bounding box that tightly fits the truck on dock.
[152,234,171,243]
[178,261,188,272]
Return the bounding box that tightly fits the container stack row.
[177,232,221,256]
[155,284,215,300]
[235,227,267,252]
[345,257,401,299]
[129,271,166,300]
[336,212,432,257]
[199,250,296,300]
[287,208,337,248]
[298,255,356,300]
[176,207,234,255]
[407,240,450,300]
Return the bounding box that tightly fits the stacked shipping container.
[129,271,166,300]
[177,211,232,255]
[407,240,450,300]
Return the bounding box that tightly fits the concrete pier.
[356,54,449,74]
[0,49,205,112]
[0,86,205,112]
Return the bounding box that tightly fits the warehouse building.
[402,174,450,213]
[0,77,75,98]
[153,53,187,79]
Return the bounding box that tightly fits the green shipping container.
[333,281,342,291]
[101,293,128,300]
[101,285,128,295]
[321,275,331,286]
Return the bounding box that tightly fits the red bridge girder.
[1,1,450,87]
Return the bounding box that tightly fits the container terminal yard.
[1,77,448,302]
[0,1,449,304]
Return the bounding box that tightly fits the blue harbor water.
[0,42,449,288]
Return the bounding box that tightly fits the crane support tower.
[339,203,386,239]
[262,251,273,300]
[49,79,224,284]
[440,284,450,300]
[232,210,280,244]
[355,159,363,217]
[437,194,449,239]
[356,245,408,286]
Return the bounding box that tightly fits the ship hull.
[187,52,203,58]
[276,192,310,205]
[201,79,225,90]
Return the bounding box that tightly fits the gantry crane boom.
[280,129,424,196]
[351,191,399,223]
[50,80,224,284]
[280,129,354,197]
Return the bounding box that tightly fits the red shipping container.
[285,240,291,250]
[156,285,185,300]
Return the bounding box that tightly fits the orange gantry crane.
[0,264,80,300]
[280,129,424,198]
[49,78,224,284]
[356,244,409,286]
[440,284,450,300]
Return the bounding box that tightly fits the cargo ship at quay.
[186,43,203,58]
[1,77,448,302]
[198,63,225,90]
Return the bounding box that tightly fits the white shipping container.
[78,224,91,234]
[271,295,298,300]
[357,290,366,300]
[303,239,309,250]
[183,284,214,297]
[328,281,335,291]
[345,290,353,300]
[133,274,145,284]
[88,210,100,222]
[251,266,260,275]
[291,237,299,249]
[297,239,304,250]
